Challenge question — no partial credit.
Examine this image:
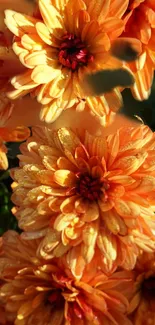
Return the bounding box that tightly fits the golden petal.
[5,10,37,37]
[57,156,77,171]
[54,169,76,187]
[67,246,86,279]
[107,132,120,167]
[54,213,76,231]
[0,149,8,170]
[64,0,86,33]
[55,127,81,157]
[21,33,44,51]
[39,0,64,37]
[40,102,63,123]
[82,220,99,263]
[97,228,117,261]
[31,65,59,84]
[36,22,57,46]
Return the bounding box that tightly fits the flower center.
[77,173,108,201]
[48,289,64,308]
[58,33,94,71]
[142,277,155,299]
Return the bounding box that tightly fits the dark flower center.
[77,173,109,201]
[48,289,64,308]
[142,277,155,299]
[58,33,94,71]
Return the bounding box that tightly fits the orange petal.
[82,202,99,222]
[0,126,30,142]
[114,200,140,218]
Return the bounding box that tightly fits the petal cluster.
[11,125,155,277]
[0,230,133,325]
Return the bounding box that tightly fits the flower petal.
[5,10,38,37]
[82,202,99,222]
[39,0,64,37]
[54,169,77,187]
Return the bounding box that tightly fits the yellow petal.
[5,10,37,37]
[54,169,76,187]
[39,0,64,37]
[0,150,8,170]
[36,22,57,46]
[21,33,44,51]
[82,220,99,263]
[31,65,59,84]
[54,213,76,231]
[67,246,86,279]
[40,102,63,123]
[25,50,50,67]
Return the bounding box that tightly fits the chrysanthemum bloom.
[0,126,30,169]
[11,125,155,277]
[4,0,129,123]
[128,252,155,325]
[122,0,155,100]
[0,230,133,325]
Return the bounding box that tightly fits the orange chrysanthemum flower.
[122,0,155,100]
[0,126,30,170]
[128,252,155,325]
[11,125,155,278]
[0,230,133,325]
[3,0,129,123]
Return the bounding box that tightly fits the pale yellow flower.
[4,0,129,123]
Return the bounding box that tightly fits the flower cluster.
[0,0,155,325]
